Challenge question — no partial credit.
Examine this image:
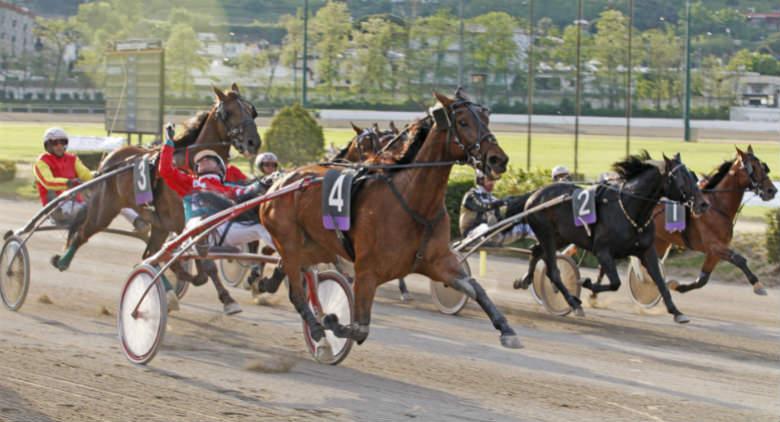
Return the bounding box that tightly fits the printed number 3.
[577,189,590,216]
[329,174,345,212]
[137,159,147,190]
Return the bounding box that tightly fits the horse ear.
[372,122,380,132]
[662,153,672,168]
[674,152,681,162]
[735,146,745,159]
[433,91,454,107]
[389,121,399,134]
[230,82,240,95]
[212,85,227,102]
[350,122,363,135]
[747,144,754,154]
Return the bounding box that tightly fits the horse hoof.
[513,274,529,290]
[400,292,412,302]
[573,307,586,317]
[315,339,334,362]
[581,278,592,289]
[674,314,690,324]
[667,280,679,291]
[223,302,242,315]
[500,334,524,349]
[753,283,768,296]
[50,255,67,272]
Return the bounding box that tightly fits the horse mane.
[173,111,209,147]
[611,150,658,180]
[703,159,735,190]
[393,117,431,166]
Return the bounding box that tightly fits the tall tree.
[592,9,630,109]
[348,17,404,100]
[467,12,518,102]
[311,1,351,100]
[279,11,304,99]
[639,26,682,110]
[165,23,208,98]
[34,16,79,100]
[407,10,456,100]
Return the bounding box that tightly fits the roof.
[0,1,35,18]
[746,12,780,19]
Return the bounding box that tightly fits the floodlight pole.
[526,0,534,171]
[574,0,583,176]
[683,0,692,142]
[302,0,309,107]
[626,0,634,156]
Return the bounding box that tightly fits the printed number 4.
[577,190,590,217]
[329,174,345,212]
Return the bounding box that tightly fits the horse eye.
[459,119,468,126]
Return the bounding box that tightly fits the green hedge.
[264,103,324,166]
[768,209,780,264]
[0,160,16,182]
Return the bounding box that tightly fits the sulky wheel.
[430,252,470,315]
[303,269,354,365]
[532,254,582,316]
[118,264,167,365]
[0,236,30,312]
[627,256,662,308]
[218,243,253,288]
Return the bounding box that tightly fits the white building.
[0,0,35,58]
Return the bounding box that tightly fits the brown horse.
[53,84,260,311]
[334,121,406,163]
[261,91,521,357]
[653,146,776,295]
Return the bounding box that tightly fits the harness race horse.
[261,91,523,359]
[653,146,776,295]
[521,152,710,323]
[51,84,261,311]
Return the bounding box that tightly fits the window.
[12,19,16,28]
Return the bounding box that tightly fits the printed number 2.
[577,190,590,216]
[137,159,147,190]
[328,174,345,212]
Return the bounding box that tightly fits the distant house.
[745,11,780,32]
[0,0,35,58]
[730,73,780,122]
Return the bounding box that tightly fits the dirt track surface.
[0,198,778,422]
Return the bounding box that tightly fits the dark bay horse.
[653,146,776,295]
[261,91,521,358]
[53,84,260,311]
[522,152,709,323]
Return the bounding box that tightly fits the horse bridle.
[664,162,696,209]
[216,95,258,151]
[441,100,498,170]
[742,154,772,196]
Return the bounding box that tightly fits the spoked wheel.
[165,259,192,300]
[430,252,470,315]
[219,243,252,287]
[532,255,581,316]
[627,256,662,308]
[303,270,354,365]
[118,264,167,365]
[0,236,30,311]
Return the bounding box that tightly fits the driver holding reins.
[459,170,533,245]
[34,127,149,232]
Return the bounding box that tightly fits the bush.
[767,209,780,264]
[445,175,475,238]
[263,103,324,166]
[0,160,16,182]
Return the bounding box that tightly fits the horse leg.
[426,253,523,349]
[639,247,688,323]
[397,278,411,301]
[670,254,718,294]
[539,239,584,316]
[715,246,765,295]
[514,243,542,290]
[52,198,117,271]
[583,249,621,295]
[197,259,241,315]
[324,274,376,345]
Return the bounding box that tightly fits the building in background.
[0,0,35,58]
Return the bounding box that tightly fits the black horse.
[519,152,709,323]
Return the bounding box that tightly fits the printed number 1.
[672,203,678,221]
[137,159,147,190]
[577,190,590,216]
[329,174,345,212]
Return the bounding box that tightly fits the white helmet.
[43,127,69,148]
[552,165,570,180]
[255,152,279,170]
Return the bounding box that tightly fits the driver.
[459,170,533,245]
[34,127,149,232]
[552,165,572,182]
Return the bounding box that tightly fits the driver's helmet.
[552,165,571,181]
[193,149,226,177]
[255,152,279,172]
[43,127,69,151]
